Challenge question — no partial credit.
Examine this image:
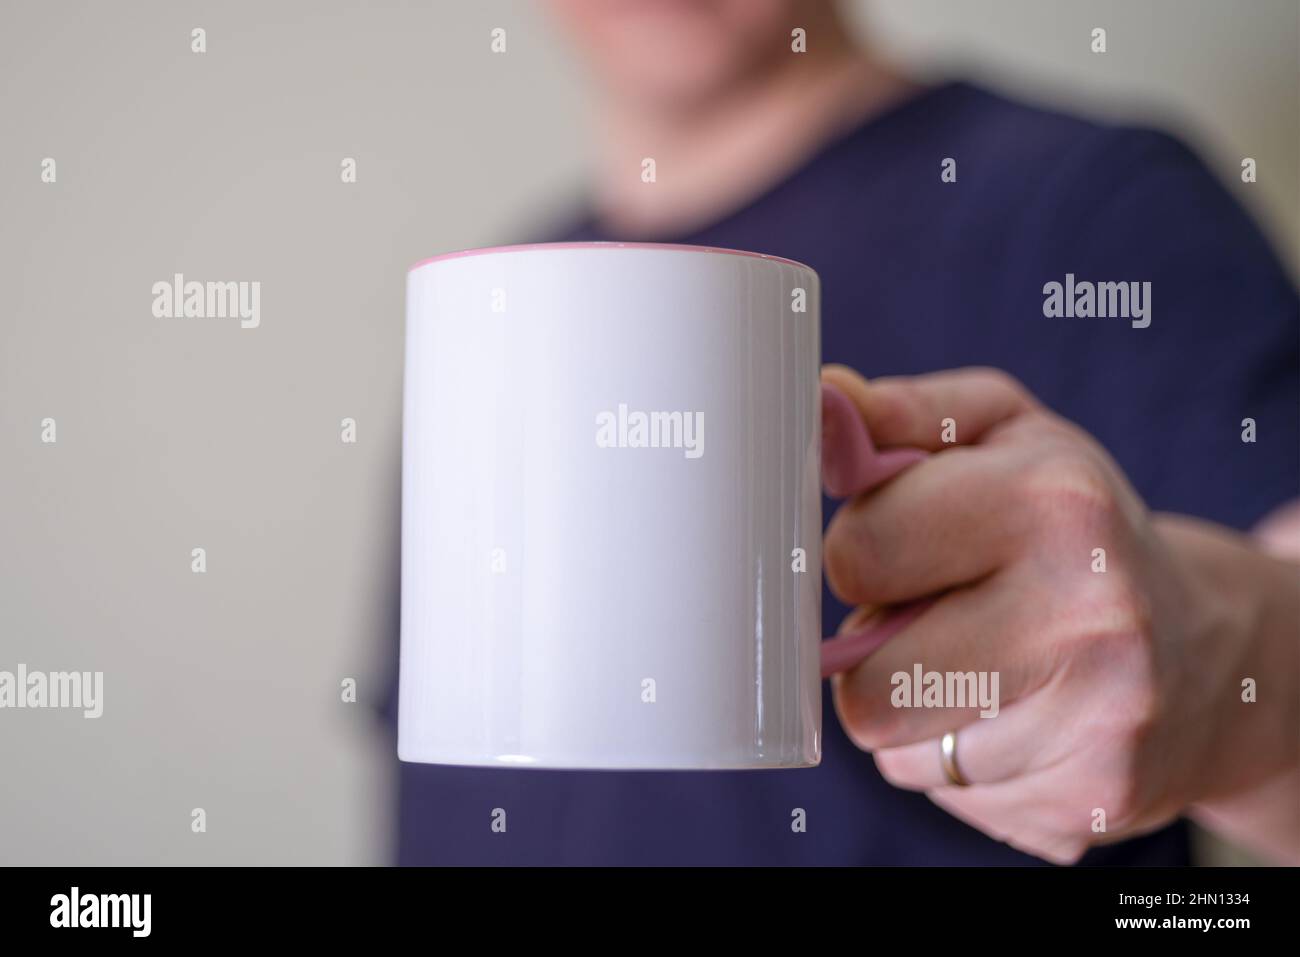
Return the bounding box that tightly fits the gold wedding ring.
[940,731,970,787]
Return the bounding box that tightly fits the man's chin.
[604,67,751,114]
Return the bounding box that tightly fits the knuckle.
[972,365,1029,402]
[1060,633,1159,742]
[821,531,858,604]
[872,749,910,787]
[1107,657,1163,756]
[823,510,879,603]
[1018,448,1117,530]
[1093,773,1146,832]
[860,382,921,449]
[1102,582,1156,646]
[1065,579,1157,665]
[1053,605,1163,832]
[833,678,903,751]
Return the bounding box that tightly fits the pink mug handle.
[819,383,931,677]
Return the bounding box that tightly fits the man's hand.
[820,364,1300,864]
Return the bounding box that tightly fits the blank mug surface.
[399,243,822,769]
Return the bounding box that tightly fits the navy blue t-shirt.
[391,81,1299,865]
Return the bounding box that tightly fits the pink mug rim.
[407,241,813,273]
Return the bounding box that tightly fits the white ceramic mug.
[399,242,822,769]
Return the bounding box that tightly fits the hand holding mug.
[820,364,1300,863]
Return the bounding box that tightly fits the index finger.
[822,381,927,498]
[822,365,1037,452]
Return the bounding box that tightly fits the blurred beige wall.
[0,0,1294,865]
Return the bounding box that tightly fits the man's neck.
[592,49,915,238]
